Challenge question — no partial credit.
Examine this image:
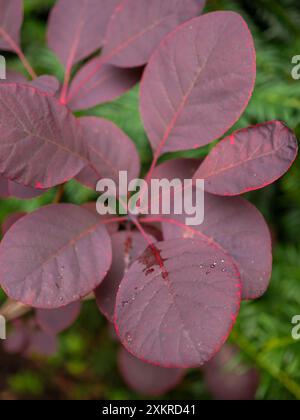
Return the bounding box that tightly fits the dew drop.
[125,332,133,344]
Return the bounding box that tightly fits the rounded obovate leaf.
[203,344,260,400]
[26,329,58,357]
[36,301,81,335]
[162,192,272,300]
[118,347,185,396]
[194,121,298,196]
[0,176,46,200]
[140,11,256,154]
[103,0,206,68]
[115,238,241,368]
[95,231,156,322]
[82,202,119,234]
[0,84,86,188]
[0,0,23,51]
[68,61,142,111]
[1,212,26,235]
[47,0,120,68]
[0,204,112,308]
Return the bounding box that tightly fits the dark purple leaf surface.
[0,84,87,188]
[115,238,241,368]
[0,0,23,51]
[141,11,256,154]
[0,175,9,197]
[145,158,201,212]
[194,121,298,196]
[47,0,120,68]
[95,231,156,322]
[151,158,201,181]
[1,70,27,83]
[103,0,206,68]
[162,193,272,300]
[0,204,112,308]
[203,344,260,400]
[3,322,30,354]
[76,117,140,188]
[36,301,81,334]
[68,60,142,111]
[118,347,185,396]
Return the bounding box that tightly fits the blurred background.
[1,0,300,400]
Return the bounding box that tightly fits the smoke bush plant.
[0,0,298,391]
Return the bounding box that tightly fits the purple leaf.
[26,329,58,357]
[1,72,60,96]
[162,193,272,300]
[139,158,201,214]
[3,321,30,354]
[76,117,140,188]
[29,75,60,96]
[0,204,112,308]
[82,202,119,234]
[2,212,26,235]
[8,181,47,199]
[0,176,46,199]
[115,238,241,368]
[0,0,23,51]
[95,231,156,322]
[36,301,81,334]
[194,121,298,196]
[103,0,206,68]
[47,0,120,68]
[140,11,256,154]
[1,70,27,83]
[68,60,142,111]
[151,158,201,181]
[0,175,9,197]
[203,344,260,400]
[118,347,185,396]
[0,84,87,188]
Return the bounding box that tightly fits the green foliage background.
[1,0,300,400]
